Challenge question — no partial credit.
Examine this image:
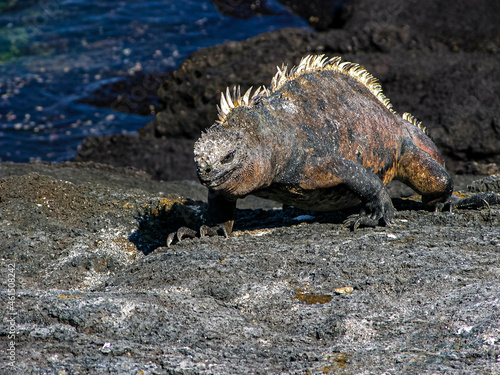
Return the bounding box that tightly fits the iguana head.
[194,107,272,197]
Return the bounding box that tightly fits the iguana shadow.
[129,196,426,255]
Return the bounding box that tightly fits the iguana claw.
[200,224,230,238]
[167,224,230,247]
[166,227,197,247]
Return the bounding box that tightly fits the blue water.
[0,0,309,162]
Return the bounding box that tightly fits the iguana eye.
[221,152,235,164]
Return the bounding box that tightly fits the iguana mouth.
[197,168,233,189]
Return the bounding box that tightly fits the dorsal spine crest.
[216,86,267,124]
[402,112,427,134]
[216,54,425,133]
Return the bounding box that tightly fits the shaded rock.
[454,161,499,176]
[77,71,169,117]
[342,0,500,53]
[74,134,197,181]
[211,0,349,30]
[212,0,279,19]
[139,27,322,140]
[467,174,500,194]
[278,0,349,31]
[0,162,499,374]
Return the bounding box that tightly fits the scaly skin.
[167,55,454,246]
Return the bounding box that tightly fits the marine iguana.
[167,55,457,246]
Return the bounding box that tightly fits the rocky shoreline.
[74,0,500,180]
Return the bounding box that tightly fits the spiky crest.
[402,112,427,134]
[215,55,425,132]
[216,86,267,124]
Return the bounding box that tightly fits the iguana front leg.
[298,156,395,230]
[167,190,236,247]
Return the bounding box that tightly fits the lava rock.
[0,162,499,373]
[73,134,197,181]
[212,0,279,19]
[75,0,500,179]
[139,27,321,140]
[278,0,349,31]
[77,71,168,117]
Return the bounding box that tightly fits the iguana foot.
[200,224,230,238]
[166,227,197,247]
[344,210,394,230]
[344,188,395,231]
[451,192,500,210]
[166,224,231,247]
[432,192,499,213]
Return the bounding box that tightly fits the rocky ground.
[0,162,499,374]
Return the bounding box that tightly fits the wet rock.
[212,0,279,19]
[0,162,499,373]
[77,71,168,117]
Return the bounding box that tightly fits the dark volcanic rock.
[342,0,500,53]
[278,0,349,31]
[77,72,169,117]
[75,0,500,179]
[212,0,279,19]
[138,27,321,140]
[1,162,499,374]
[467,174,500,194]
[74,134,197,181]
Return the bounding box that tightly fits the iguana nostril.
[197,159,211,174]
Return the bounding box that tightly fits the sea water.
[0,0,309,162]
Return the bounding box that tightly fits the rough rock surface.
[278,0,348,31]
[75,0,500,180]
[76,135,197,181]
[1,162,499,374]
